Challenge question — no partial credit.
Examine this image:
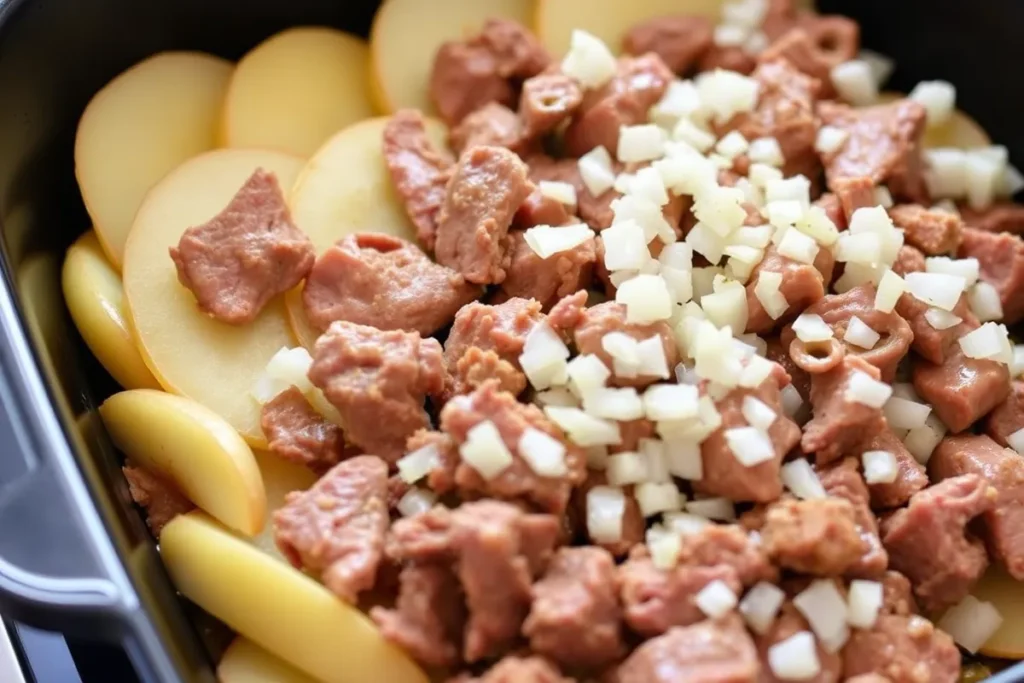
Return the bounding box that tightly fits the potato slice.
[100,390,266,536]
[161,512,428,683]
[369,0,534,114]
[251,450,317,562]
[76,52,233,268]
[284,288,320,351]
[534,0,813,58]
[877,91,990,149]
[123,148,303,446]
[219,637,321,683]
[223,28,375,158]
[62,231,160,390]
[965,563,1024,658]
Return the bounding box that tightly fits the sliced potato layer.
[62,231,160,390]
[76,52,233,268]
[161,512,428,683]
[369,0,533,114]
[219,637,321,683]
[968,564,1024,658]
[123,148,302,446]
[100,390,265,536]
[223,28,374,158]
[251,450,317,562]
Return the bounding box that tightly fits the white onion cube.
[768,631,821,681]
[847,579,884,629]
[861,450,899,484]
[695,579,738,618]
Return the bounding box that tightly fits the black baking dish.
[0,0,1020,680]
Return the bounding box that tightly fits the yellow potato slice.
[369,0,534,114]
[123,148,302,446]
[965,563,1024,658]
[251,450,317,562]
[223,28,374,158]
[284,288,320,351]
[534,0,813,58]
[75,52,233,268]
[161,512,428,683]
[877,91,991,149]
[219,637,321,683]
[100,389,266,536]
[62,231,160,390]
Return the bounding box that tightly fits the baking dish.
[0,0,1020,680]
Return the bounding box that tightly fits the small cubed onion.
[635,335,671,379]
[903,413,947,464]
[968,281,1004,322]
[815,125,850,155]
[792,313,834,343]
[883,396,931,430]
[781,459,826,499]
[861,450,898,484]
[397,443,441,484]
[925,256,979,287]
[617,274,673,323]
[695,579,738,618]
[740,581,786,635]
[846,579,884,629]
[459,420,514,480]
[396,488,438,518]
[1006,427,1024,455]
[567,353,612,396]
[742,395,777,431]
[518,427,569,477]
[909,80,956,128]
[579,145,616,196]
[754,271,789,320]
[768,632,821,681]
[725,426,776,466]
[696,69,760,124]
[686,496,736,521]
[924,307,962,330]
[635,481,684,517]
[587,485,626,543]
[643,383,700,421]
[793,580,850,652]
[606,451,648,486]
[874,269,907,313]
[937,596,1003,654]
[663,437,703,480]
[538,180,578,206]
[583,387,645,421]
[561,29,617,89]
[603,220,651,272]
[647,525,682,570]
[524,224,594,259]
[846,370,893,408]
[544,406,622,447]
[618,123,668,163]
[831,60,877,106]
[748,137,784,167]
[777,227,819,265]
[959,322,1011,362]
[844,316,881,349]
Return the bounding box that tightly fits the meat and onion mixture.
[124,1,1024,681]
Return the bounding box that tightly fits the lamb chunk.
[465,656,570,683]
[514,189,572,229]
[984,380,1024,446]
[449,102,528,156]
[762,497,866,575]
[563,54,673,158]
[621,15,714,74]
[958,226,1024,324]
[755,603,842,683]
[802,356,887,464]
[260,387,344,471]
[790,284,913,381]
[759,26,853,99]
[443,298,543,399]
[859,428,928,509]
[677,524,778,587]
[453,347,527,398]
[699,45,756,75]
[831,176,877,224]
[382,110,453,250]
[273,455,388,603]
[912,346,1010,433]
[881,570,918,616]
[695,374,801,503]
[816,457,889,577]
[717,57,820,179]
[614,615,760,683]
[766,334,810,401]
[436,145,534,284]
[370,564,465,668]
[930,433,1024,580]
[570,470,644,557]
[440,380,586,514]
[496,229,596,309]
[889,204,962,255]
[842,615,960,683]
[478,18,552,78]
[520,72,583,139]
[170,168,314,325]
[880,474,996,612]
[745,245,831,334]
[524,546,624,669]
[308,322,446,463]
[892,244,926,276]
[896,291,976,364]
[815,192,846,230]
[959,201,1024,235]
[526,155,616,231]
[818,99,928,203]
[302,233,481,335]
[122,466,193,535]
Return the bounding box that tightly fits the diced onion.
[752,271,788,320]
[966,153,1002,210]
[968,281,1003,322]
[672,117,717,153]
[748,137,784,167]
[958,322,1011,362]
[1006,427,1024,455]
[924,307,962,330]
[647,525,682,569]
[602,331,642,378]
[768,631,821,681]
[617,274,673,323]
[544,406,622,446]
[396,488,438,517]
[639,438,670,483]
[742,395,777,431]
[534,387,579,408]
[716,130,749,160]
[643,384,700,421]
[831,60,877,106]
[740,581,786,635]
[696,69,760,124]
[796,205,840,247]
[650,79,705,127]
[815,125,850,155]
[587,485,626,543]
[847,579,884,629]
[686,222,728,264]
[561,29,617,89]
[713,22,749,47]
[663,438,704,480]
[397,443,441,484]
[861,450,899,484]
[725,426,776,466]
[777,228,819,265]
[583,387,645,421]
[924,148,968,199]
[792,313,833,343]
[903,413,947,464]
[1012,344,1024,378]
[781,459,826,499]
[874,186,894,208]
[848,205,902,264]
[524,224,593,259]
[636,481,684,517]
[793,580,850,652]
[906,272,968,312]
[618,123,668,163]
[695,579,738,619]
[663,511,712,537]
[883,396,931,430]
[635,336,671,379]
[846,370,893,408]
[251,346,314,403]
[686,497,736,521]
[937,595,1003,654]
[459,420,514,480]
[780,384,804,419]
[835,232,882,265]
[925,256,980,288]
[538,180,577,206]
[579,145,616,196]
[844,316,881,350]
[629,166,671,207]
[695,184,748,237]
[606,451,647,486]
[603,220,651,272]
[874,269,907,313]
[518,427,568,477]
[909,80,956,128]
[740,354,776,389]
[701,282,749,332]
[567,353,611,396]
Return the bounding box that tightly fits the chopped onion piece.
[777,228,819,264]
[713,22,749,47]
[958,322,1011,362]
[924,148,968,198]
[650,79,705,127]
[561,29,617,89]
[716,130,750,160]
[883,396,931,430]
[841,316,880,350]
[397,443,440,484]
[831,60,877,106]
[663,438,703,480]
[534,387,579,408]
[583,387,645,421]
[630,166,671,206]
[518,427,568,477]
[524,224,593,259]
[672,117,716,152]
[753,271,789,320]
[874,269,907,313]
[635,336,671,379]
[606,451,647,486]
[861,450,898,484]
[617,274,673,323]
[460,420,514,480]
[603,220,651,272]
[701,282,749,332]
[725,426,776,466]
[602,332,642,378]
[544,406,622,446]
[925,256,980,287]
[748,137,784,167]
[252,346,315,402]
[874,186,894,208]
[768,632,821,681]
[639,438,670,483]
[909,80,956,128]
[587,485,626,543]
[742,395,777,431]
[846,579,884,629]
[846,371,893,408]
[968,281,1003,322]
[741,581,787,635]
[1013,344,1024,378]
[579,145,616,196]
[643,384,700,421]
[794,580,850,652]
[815,125,850,155]
[1006,427,1024,455]
[741,354,776,389]
[781,459,826,499]
[538,180,577,206]
[396,488,437,517]
[686,497,735,521]
[647,525,683,569]
[835,231,882,265]
[792,313,833,343]
[780,384,804,419]
[695,579,738,618]
[567,354,611,396]
[618,123,668,163]
[686,222,728,264]
[694,184,747,237]
[904,413,947,464]
[925,307,963,330]
[696,69,760,124]
[937,595,1003,654]
[796,205,840,247]
[636,481,683,517]
[905,272,966,311]
[966,152,1002,210]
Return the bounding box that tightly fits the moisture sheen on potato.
[100,389,266,536]
[161,512,428,683]
[250,450,317,562]
[218,637,321,683]
[62,231,160,390]
[368,0,534,114]
[223,27,375,158]
[75,52,233,269]
[122,148,303,447]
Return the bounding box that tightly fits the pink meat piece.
[570,470,644,558]
[896,291,976,365]
[439,380,586,514]
[958,226,1024,324]
[802,355,887,464]
[122,465,194,535]
[273,455,388,603]
[370,564,466,668]
[762,497,867,575]
[816,457,889,577]
[519,72,584,139]
[260,386,344,472]
[892,244,926,277]
[858,428,928,509]
[621,15,714,74]
[984,380,1024,446]
[880,474,995,612]
[435,145,534,284]
[614,615,760,683]
[832,175,877,224]
[308,321,446,463]
[382,109,454,250]
[758,26,853,99]
[745,244,834,334]
[523,546,624,669]
[930,433,1024,580]
[766,334,810,401]
[881,570,918,616]
[912,346,1010,433]
[449,102,529,156]
[514,189,572,229]
[302,233,481,335]
[170,168,315,325]
[818,99,929,203]
[495,229,596,310]
[842,614,960,683]
[464,656,570,683]
[699,45,756,75]
[756,603,843,683]
[889,204,963,255]
[959,201,1024,235]
[387,500,560,662]
[815,192,846,231]
[563,54,673,158]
